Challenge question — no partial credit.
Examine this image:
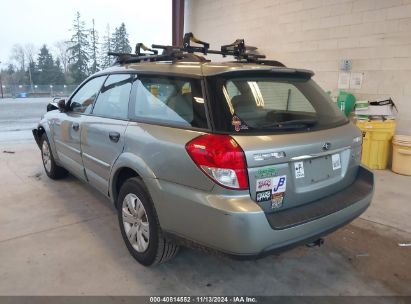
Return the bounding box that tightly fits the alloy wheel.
[122,193,150,253]
[42,140,52,172]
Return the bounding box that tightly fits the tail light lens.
[185,134,249,190]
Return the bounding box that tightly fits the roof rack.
[108,32,285,67]
[135,43,158,56]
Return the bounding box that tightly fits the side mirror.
[57,99,67,112]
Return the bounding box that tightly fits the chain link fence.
[0,84,78,98]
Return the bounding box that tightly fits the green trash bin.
[337,91,356,117]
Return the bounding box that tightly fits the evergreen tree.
[89,19,99,74]
[36,45,65,85]
[100,24,113,69]
[67,12,90,83]
[111,23,132,53]
[5,64,17,87]
[36,45,55,85]
[7,64,15,76]
[53,58,65,84]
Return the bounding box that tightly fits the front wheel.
[40,134,68,179]
[117,177,179,266]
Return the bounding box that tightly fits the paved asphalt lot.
[0,97,410,296]
[0,98,51,144]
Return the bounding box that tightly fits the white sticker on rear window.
[294,161,305,178]
[272,175,287,194]
[332,153,341,170]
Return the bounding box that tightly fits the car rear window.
[207,75,348,134]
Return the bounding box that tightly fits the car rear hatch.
[205,68,363,213]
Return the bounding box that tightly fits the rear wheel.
[117,177,179,266]
[40,134,68,179]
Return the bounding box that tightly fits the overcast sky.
[0,0,171,66]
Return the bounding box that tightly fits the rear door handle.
[72,122,79,131]
[109,132,120,143]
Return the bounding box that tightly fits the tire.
[117,177,179,266]
[40,133,68,179]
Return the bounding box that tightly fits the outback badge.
[254,151,286,161]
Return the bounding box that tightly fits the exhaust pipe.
[306,238,324,248]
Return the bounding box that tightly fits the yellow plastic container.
[392,135,411,175]
[356,120,396,169]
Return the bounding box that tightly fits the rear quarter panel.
[120,122,215,191]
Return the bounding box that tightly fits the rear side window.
[92,74,133,120]
[70,76,106,114]
[130,76,208,129]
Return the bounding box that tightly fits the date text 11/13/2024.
[149,296,258,303]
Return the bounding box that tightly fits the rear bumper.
[265,166,374,230]
[148,166,374,256]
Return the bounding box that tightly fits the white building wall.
[185,0,411,134]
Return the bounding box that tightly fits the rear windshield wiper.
[257,119,317,129]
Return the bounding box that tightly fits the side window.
[92,74,134,119]
[131,76,208,129]
[70,76,106,114]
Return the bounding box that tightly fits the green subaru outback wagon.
[33,34,374,266]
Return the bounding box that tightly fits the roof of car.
[94,61,314,78]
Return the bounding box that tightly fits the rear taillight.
[185,134,249,190]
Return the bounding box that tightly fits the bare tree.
[11,44,26,72]
[24,43,36,65]
[24,43,37,89]
[54,40,70,74]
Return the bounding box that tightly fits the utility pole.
[0,61,4,99]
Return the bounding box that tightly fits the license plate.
[332,153,341,170]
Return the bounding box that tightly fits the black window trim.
[128,73,212,132]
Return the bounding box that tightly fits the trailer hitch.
[306,238,325,248]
